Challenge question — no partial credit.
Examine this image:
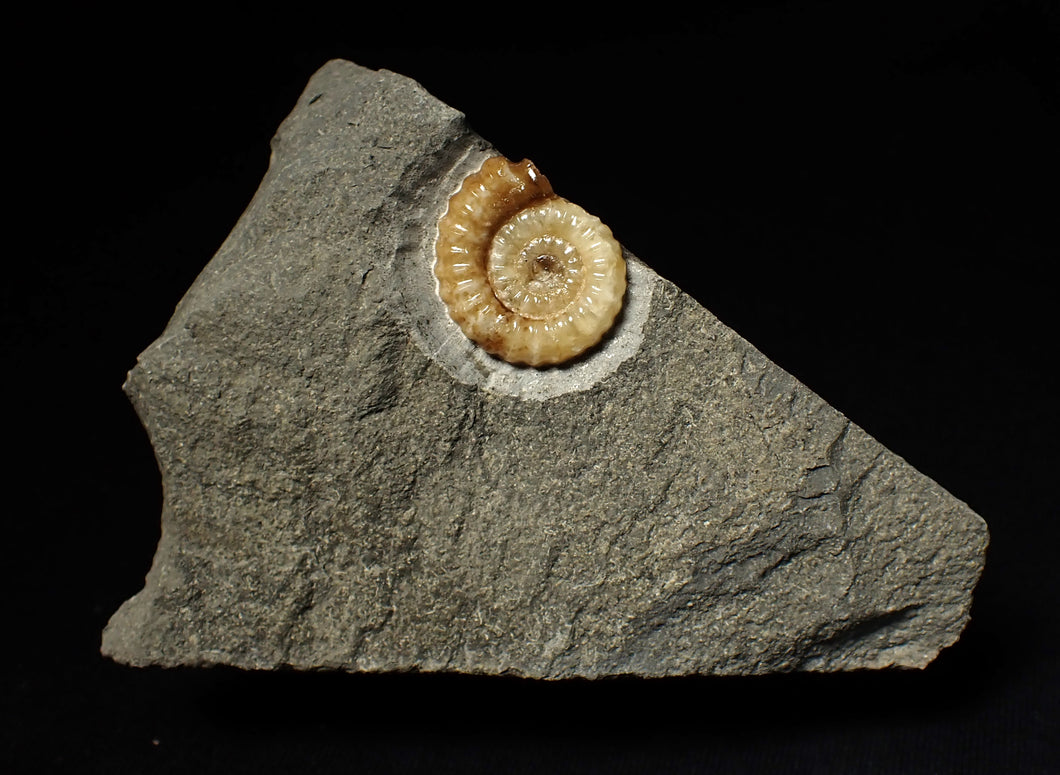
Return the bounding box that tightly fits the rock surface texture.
[103,60,988,677]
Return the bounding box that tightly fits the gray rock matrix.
[103,60,988,677]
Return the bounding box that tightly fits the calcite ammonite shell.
[434,156,626,367]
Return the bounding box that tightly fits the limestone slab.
[102,60,988,677]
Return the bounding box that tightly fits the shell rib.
[435,156,626,367]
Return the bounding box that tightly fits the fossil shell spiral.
[434,156,626,367]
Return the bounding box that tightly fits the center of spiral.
[488,234,585,319]
[531,254,558,277]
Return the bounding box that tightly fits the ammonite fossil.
[434,156,626,367]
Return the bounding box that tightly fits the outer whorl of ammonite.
[434,156,626,367]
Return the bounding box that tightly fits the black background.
[5,2,1058,773]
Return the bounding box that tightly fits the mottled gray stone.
[102,60,988,677]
